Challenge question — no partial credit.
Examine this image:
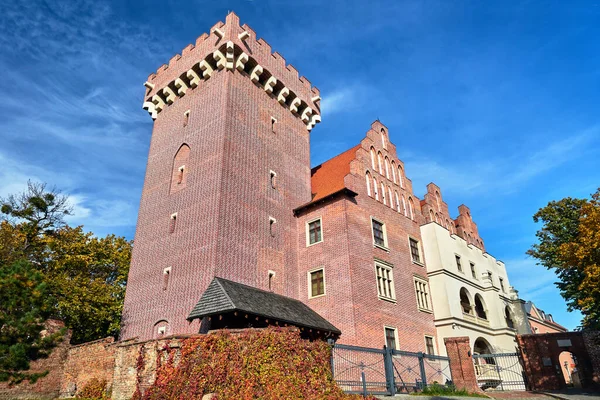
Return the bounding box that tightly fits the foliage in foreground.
[137,328,376,400]
[75,377,110,399]
[528,188,600,329]
[0,260,64,383]
[411,383,486,397]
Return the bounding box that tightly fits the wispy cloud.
[404,125,599,197]
[321,86,366,116]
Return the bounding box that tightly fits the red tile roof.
[310,145,360,203]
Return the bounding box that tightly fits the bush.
[138,327,376,400]
[76,377,109,399]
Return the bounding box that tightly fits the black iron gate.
[331,344,452,396]
[473,352,528,391]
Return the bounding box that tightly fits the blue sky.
[2,1,599,330]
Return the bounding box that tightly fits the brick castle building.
[121,13,530,354]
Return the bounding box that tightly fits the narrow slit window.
[271,116,277,132]
[177,166,185,184]
[269,170,277,189]
[183,110,190,127]
[169,213,177,233]
[163,267,171,290]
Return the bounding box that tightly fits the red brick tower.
[121,13,322,340]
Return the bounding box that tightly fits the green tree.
[528,189,600,329]
[0,260,64,383]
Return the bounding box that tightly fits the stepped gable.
[142,12,320,128]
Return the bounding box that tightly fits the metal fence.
[473,352,528,391]
[331,344,452,396]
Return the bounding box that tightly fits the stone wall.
[0,320,70,400]
[59,337,117,398]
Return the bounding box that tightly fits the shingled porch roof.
[187,277,341,336]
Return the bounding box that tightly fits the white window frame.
[306,217,324,247]
[408,236,424,266]
[375,260,396,302]
[371,217,389,250]
[383,326,399,350]
[307,267,326,299]
[414,277,432,312]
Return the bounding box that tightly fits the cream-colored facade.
[420,222,531,356]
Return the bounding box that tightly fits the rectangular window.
[307,218,323,245]
[455,255,463,272]
[425,336,435,355]
[169,213,177,233]
[414,278,432,311]
[372,218,386,248]
[309,268,325,298]
[470,262,477,279]
[162,267,171,291]
[409,238,421,264]
[375,261,395,301]
[499,277,506,292]
[384,327,397,350]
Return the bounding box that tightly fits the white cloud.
[321,86,364,116]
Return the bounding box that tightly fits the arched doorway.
[559,351,578,387]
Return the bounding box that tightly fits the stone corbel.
[250,65,263,83]
[264,76,277,94]
[301,107,313,123]
[142,101,157,119]
[236,52,248,72]
[225,41,235,70]
[174,78,189,96]
[162,86,177,104]
[308,114,321,130]
[151,95,165,113]
[238,31,249,41]
[144,81,155,90]
[187,69,201,88]
[277,87,289,104]
[212,27,224,39]
[311,95,321,103]
[214,50,227,70]
[289,97,301,113]
[199,60,213,79]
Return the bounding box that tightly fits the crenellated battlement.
[142,12,321,130]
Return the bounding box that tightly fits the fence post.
[383,346,396,395]
[419,352,427,388]
[330,346,335,378]
[361,371,367,397]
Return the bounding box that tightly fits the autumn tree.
[0,260,64,383]
[528,188,600,329]
[0,182,132,346]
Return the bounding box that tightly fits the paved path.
[541,389,600,400]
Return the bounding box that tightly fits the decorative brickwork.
[443,336,482,393]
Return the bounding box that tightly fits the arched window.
[435,213,440,223]
[408,197,415,220]
[384,157,390,179]
[401,195,407,216]
[450,222,455,234]
[381,182,386,205]
[460,288,472,315]
[388,186,393,208]
[391,161,397,183]
[381,128,387,149]
[395,191,400,212]
[445,218,450,230]
[505,306,515,329]
[398,165,404,188]
[373,177,379,200]
[153,320,170,338]
[170,144,190,194]
[474,295,487,320]
[429,209,434,222]
[468,233,473,243]
[365,171,372,197]
[377,152,383,175]
[370,147,376,170]
[435,191,442,211]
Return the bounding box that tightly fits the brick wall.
[443,336,481,393]
[582,331,600,386]
[0,320,70,400]
[59,337,116,397]
[517,331,599,390]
